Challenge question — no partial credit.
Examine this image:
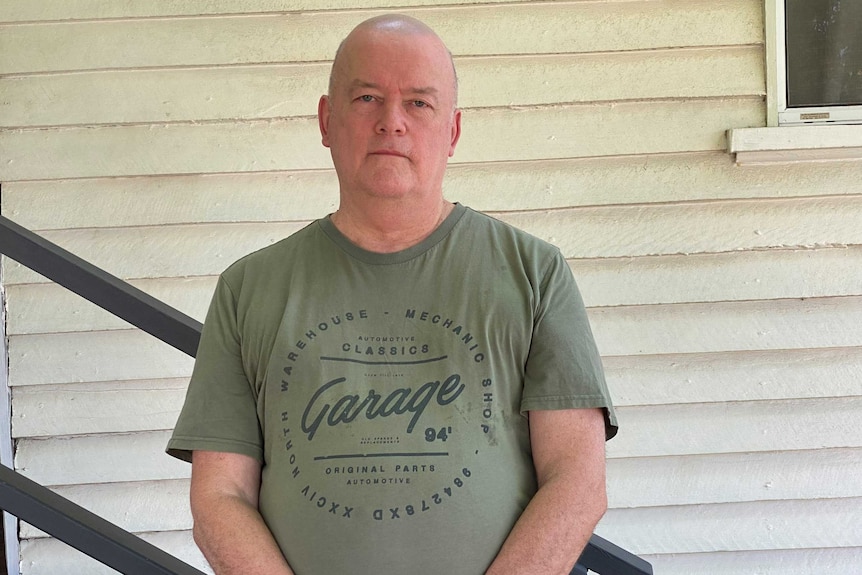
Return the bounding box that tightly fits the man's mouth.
[370,149,407,158]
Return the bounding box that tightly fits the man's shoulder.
[220,219,324,285]
[459,205,562,259]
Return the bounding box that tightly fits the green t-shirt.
[168,204,617,574]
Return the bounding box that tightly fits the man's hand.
[190,451,295,575]
[485,408,608,575]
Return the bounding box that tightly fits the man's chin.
[366,185,414,199]
[359,173,417,198]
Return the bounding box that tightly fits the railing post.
[0,271,19,575]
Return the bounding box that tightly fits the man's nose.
[375,101,407,135]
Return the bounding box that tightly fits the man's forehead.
[335,38,455,95]
[328,16,458,103]
[345,29,447,63]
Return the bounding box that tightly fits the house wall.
[1,1,861,573]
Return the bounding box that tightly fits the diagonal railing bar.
[0,465,206,575]
[0,215,201,357]
[0,214,652,575]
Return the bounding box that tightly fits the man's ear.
[318,95,331,148]
[448,108,462,157]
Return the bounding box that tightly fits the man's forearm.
[484,475,606,575]
[193,492,295,575]
[486,408,608,575]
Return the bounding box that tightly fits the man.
[168,14,617,575]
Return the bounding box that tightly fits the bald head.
[347,13,439,39]
[328,14,458,105]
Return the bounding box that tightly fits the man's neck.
[331,197,454,254]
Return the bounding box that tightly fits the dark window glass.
[785,0,862,107]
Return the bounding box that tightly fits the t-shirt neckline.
[318,203,467,265]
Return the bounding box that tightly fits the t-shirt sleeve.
[166,275,264,462]
[519,251,618,440]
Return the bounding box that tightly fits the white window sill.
[727,125,862,165]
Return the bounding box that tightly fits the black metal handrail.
[0,215,201,356]
[0,466,205,575]
[0,214,652,575]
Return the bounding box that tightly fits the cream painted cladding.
[1,0,861,573]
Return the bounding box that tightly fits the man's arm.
[190,451,295,575]
[485,408,608,575]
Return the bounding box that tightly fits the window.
[772,0,862,125]
[728,0,862,164]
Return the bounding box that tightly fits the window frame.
[769,0,862,127]
[727,0,862,165]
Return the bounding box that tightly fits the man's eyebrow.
[410,87,440,97]
[349,80,381,90]
[348,80,439,97]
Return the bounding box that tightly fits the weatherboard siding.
[1,1,860,574]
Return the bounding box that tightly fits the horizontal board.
[6,277,216,335]
[604,347,862,406]
[0,117,327,182]
[9,193,858,286]
[0,1,762,74]
[501,195,862,261]
[457,99,762,165]
[11,346,862,437]
[573,246,862,307]
[441,152,862,212]
[608,396,862,459]
[19,530,211,575]
[2,170,341,228]
[591,297,862,357]
[0,61,330,128]
[608,448,862,509]
[8,247,862,336]
[9,298,862,386]
[645,547,862,575]
[597,497,862,554]
[3,222,304,286]
[0,98,764,181]
[0,46,763,128]
[19,447,862,538]
[8,330,194,387]
[0,0,530,22]
[20,479,192,539]
[12,379,188,438]
[6,152,862,231]
[458,45,763,107]
[15,430,187,486]
[15,396,862,485]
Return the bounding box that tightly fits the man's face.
[318,29,461,202]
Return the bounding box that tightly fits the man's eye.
[359,95,375,102]
[413,100,428,108]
